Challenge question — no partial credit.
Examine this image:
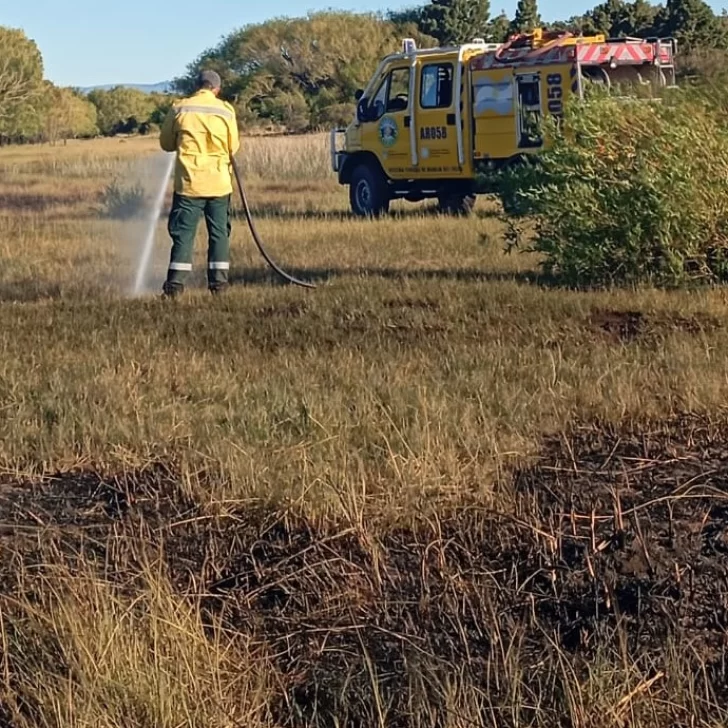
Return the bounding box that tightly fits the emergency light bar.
[402,38,417,54]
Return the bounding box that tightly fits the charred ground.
[3,135,728,727]
[2,415,727,727]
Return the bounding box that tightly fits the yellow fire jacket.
[159,89,241,198]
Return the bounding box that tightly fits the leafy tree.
[509,0,542,34]
[263,89,310,132]
[546,16,590,33]
[387,7,439,47]
[387,6,426,28]
[419,0,491,45]
[628,0,662,35]
[147,92,176,126]
[584,0,628,34]
[487,10,512,42]
[41,84,98,143]
[175,11,430,131]
[579,0,660,37]
[656,0,727,51]
[0,26,43,138]
[87,86,156,135]
[172,29,253,100]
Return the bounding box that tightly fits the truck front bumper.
[330,128,347,178]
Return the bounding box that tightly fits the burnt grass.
[2,416,728,726]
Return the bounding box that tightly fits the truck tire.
[437,192,476,216]
[350,163,390,217]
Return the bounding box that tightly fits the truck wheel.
[437,192,476,216]
[350,164,390,217]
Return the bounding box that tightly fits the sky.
[3,0,727,88]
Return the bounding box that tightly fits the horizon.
[5,0,728,88]
[77,81,172,92]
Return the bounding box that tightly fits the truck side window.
[421,64,454,109]
[368,68,410,120]
[387,68,410,113]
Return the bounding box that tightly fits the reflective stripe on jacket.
[159,89,241,198]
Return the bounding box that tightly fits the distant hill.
[80,82,173,95]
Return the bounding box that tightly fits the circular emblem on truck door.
[379,116,398,147]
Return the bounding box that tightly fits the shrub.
[260,90,311,134]
[99,178,147,220]
[676,47,728,81]
[312,102,356,128]
[501,86,728,288]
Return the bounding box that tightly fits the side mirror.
[371,100,385,119]
[356,96,369,123]
[354,89,364,101]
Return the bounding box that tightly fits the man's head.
[197,70,222,96]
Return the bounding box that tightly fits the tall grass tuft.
[238,133,331,181]
[0,559,272,728]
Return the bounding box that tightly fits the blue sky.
[3,0,726,87]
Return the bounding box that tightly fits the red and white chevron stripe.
[578,44,643,64]
[470,39,673,71]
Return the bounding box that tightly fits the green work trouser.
[164,192,232,293]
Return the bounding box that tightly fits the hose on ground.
[230,155,316,290]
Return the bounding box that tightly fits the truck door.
[515,72,543,149]
[360,66,413,178]
[416,62,461,176]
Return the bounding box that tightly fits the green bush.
[99,179,147,220]
[312,102,356,128]
[501,86,728,287]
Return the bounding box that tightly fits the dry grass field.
[1,133,728,727]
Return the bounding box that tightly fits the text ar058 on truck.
[331,28,677,217]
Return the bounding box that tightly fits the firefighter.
[159,70,240,296]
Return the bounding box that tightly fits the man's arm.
[159,107,177,152]
[226,103,241,156]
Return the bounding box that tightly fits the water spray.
[133,152,175,296]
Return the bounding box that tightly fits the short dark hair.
[197,70,222,91]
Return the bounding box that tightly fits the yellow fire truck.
[330,29,677,216]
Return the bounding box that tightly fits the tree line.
[391,0,727,49]
[175,0,728,132]
[0,26,173,145]
[1,0,727,143]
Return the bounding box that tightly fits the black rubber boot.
[209,283,229,296]
[162,281,183,298]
